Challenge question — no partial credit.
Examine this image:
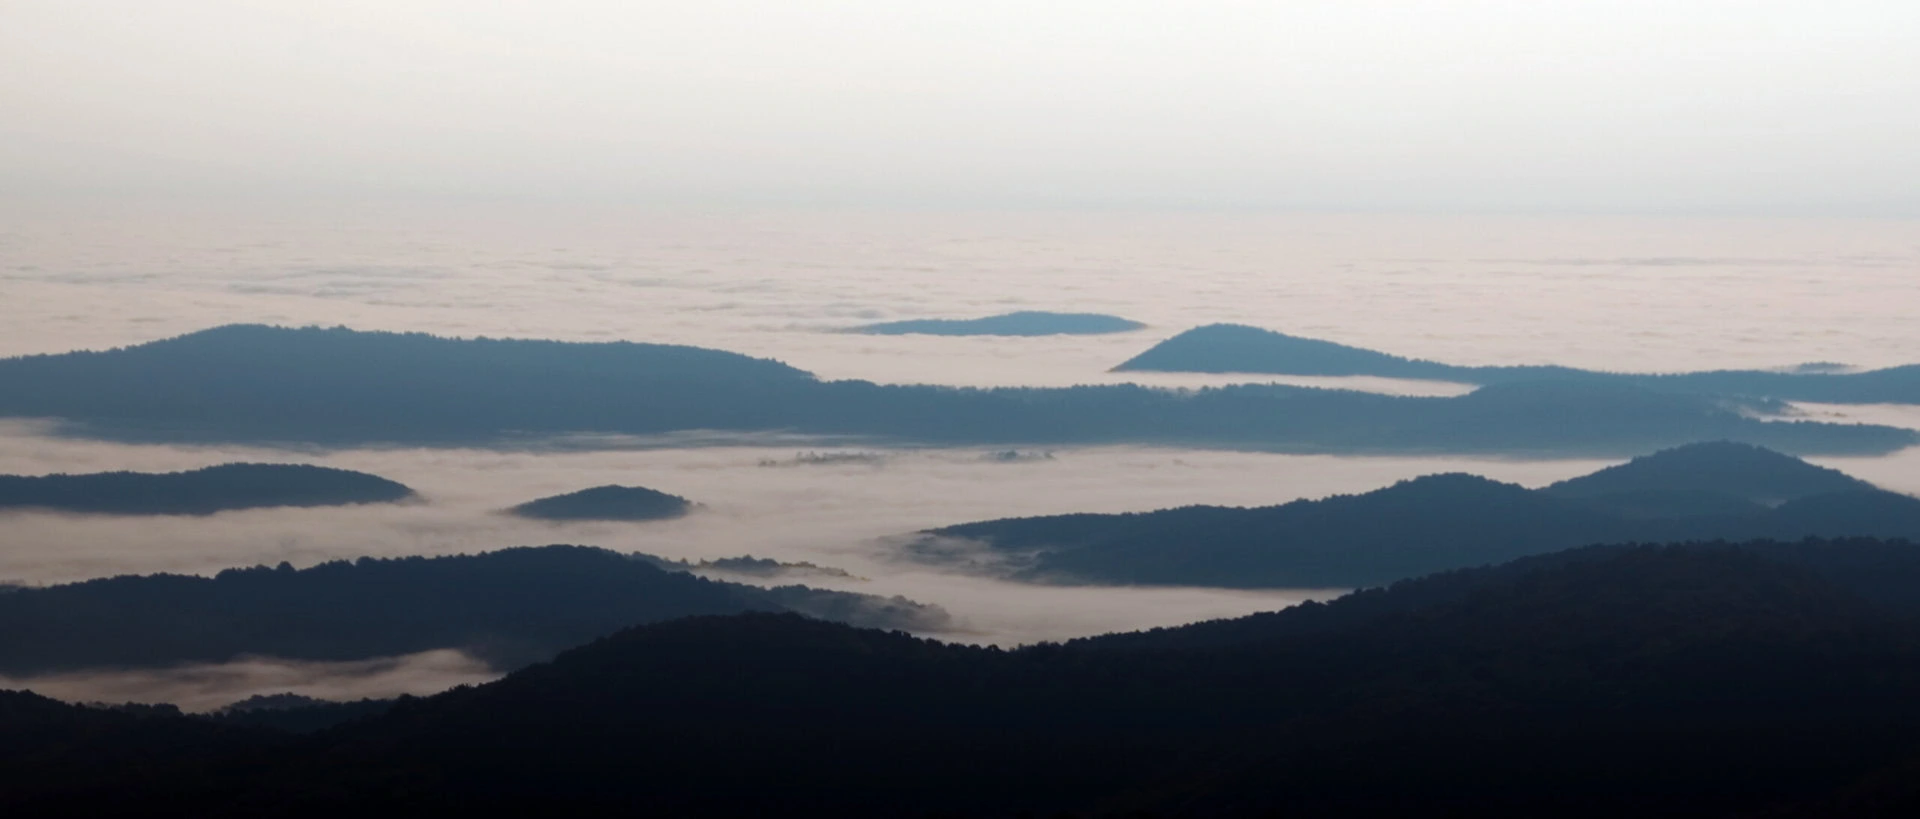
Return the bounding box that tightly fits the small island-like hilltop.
[507,485,693,521]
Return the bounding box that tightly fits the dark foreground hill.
[0,546,947,675]
[1115,323,1920,404]
[0,463,414,515]
[9,539,1920,817]
[907,442,1920,587]
[506,485,692,521]
[847,310,1147,336]
[0,324,1909,456]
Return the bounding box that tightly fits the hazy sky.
[4,1,1917,213]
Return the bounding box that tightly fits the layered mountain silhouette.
[639,554,861,581]
[0,545,947,676]
[0,325,1910,456]
[1115,323,1920,404]
[847,311,1146,336]
[907,442,1920,587]
[8,538,1920,817]
[0,463,414,515]
[506,485,692,521]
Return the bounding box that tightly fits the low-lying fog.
[4,404,1918,712]
[0,421,1623,600]
[4,208,1917,709]
[0,651,496,714]
[0,422,1641,707]
[1792,403,1920,493]
[6,208,1920,385]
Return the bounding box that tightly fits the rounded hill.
[507,485,693,521]
[1543,441,1878,504]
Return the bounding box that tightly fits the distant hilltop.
[846,311,1145,336]
[1540,439,1876,504]
[1114,323,1920,404]
[0,463,414,516]
[1116,323,1468,379]
[507,485,693,522]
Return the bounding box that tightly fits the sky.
[3,1,1918,213]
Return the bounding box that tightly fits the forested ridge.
[0,463,414,515]
[0,545,946,675]
[0,324,1907,455]
[913,442,1920,587]
[1117,323,1920,404]
[8,538,1920,816]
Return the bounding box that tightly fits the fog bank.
[0,424,1613,646]
[0,649,494,714]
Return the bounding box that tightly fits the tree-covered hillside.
[9,538,1920,817]
[0,325,1909,455]
[910,442,1920,587]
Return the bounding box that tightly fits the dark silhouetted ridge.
[209,695,396,734]
[1115,323,1920,404]
[1544,440,1876,503]
[0,324,813,443]
[0,324,1910,456]
[0,690,280,810]
[910,444,1920,588]
[0,463,414,515]
[0,545,948,675]
[639,554,860,581]
[15,540,1920,816]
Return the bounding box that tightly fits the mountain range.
[0,545,946,676]
[1116,323,1920,404]
[0,324,1909,456]
[907,441,1920,587]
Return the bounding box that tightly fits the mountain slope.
[1543,440,1875,503]
[0,546,948,675]
[0,691,281,812]
[15,540,1920,817]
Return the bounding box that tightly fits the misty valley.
[9,2,1920,811]
[15,539,1920,817]
[3,318,1920,817]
